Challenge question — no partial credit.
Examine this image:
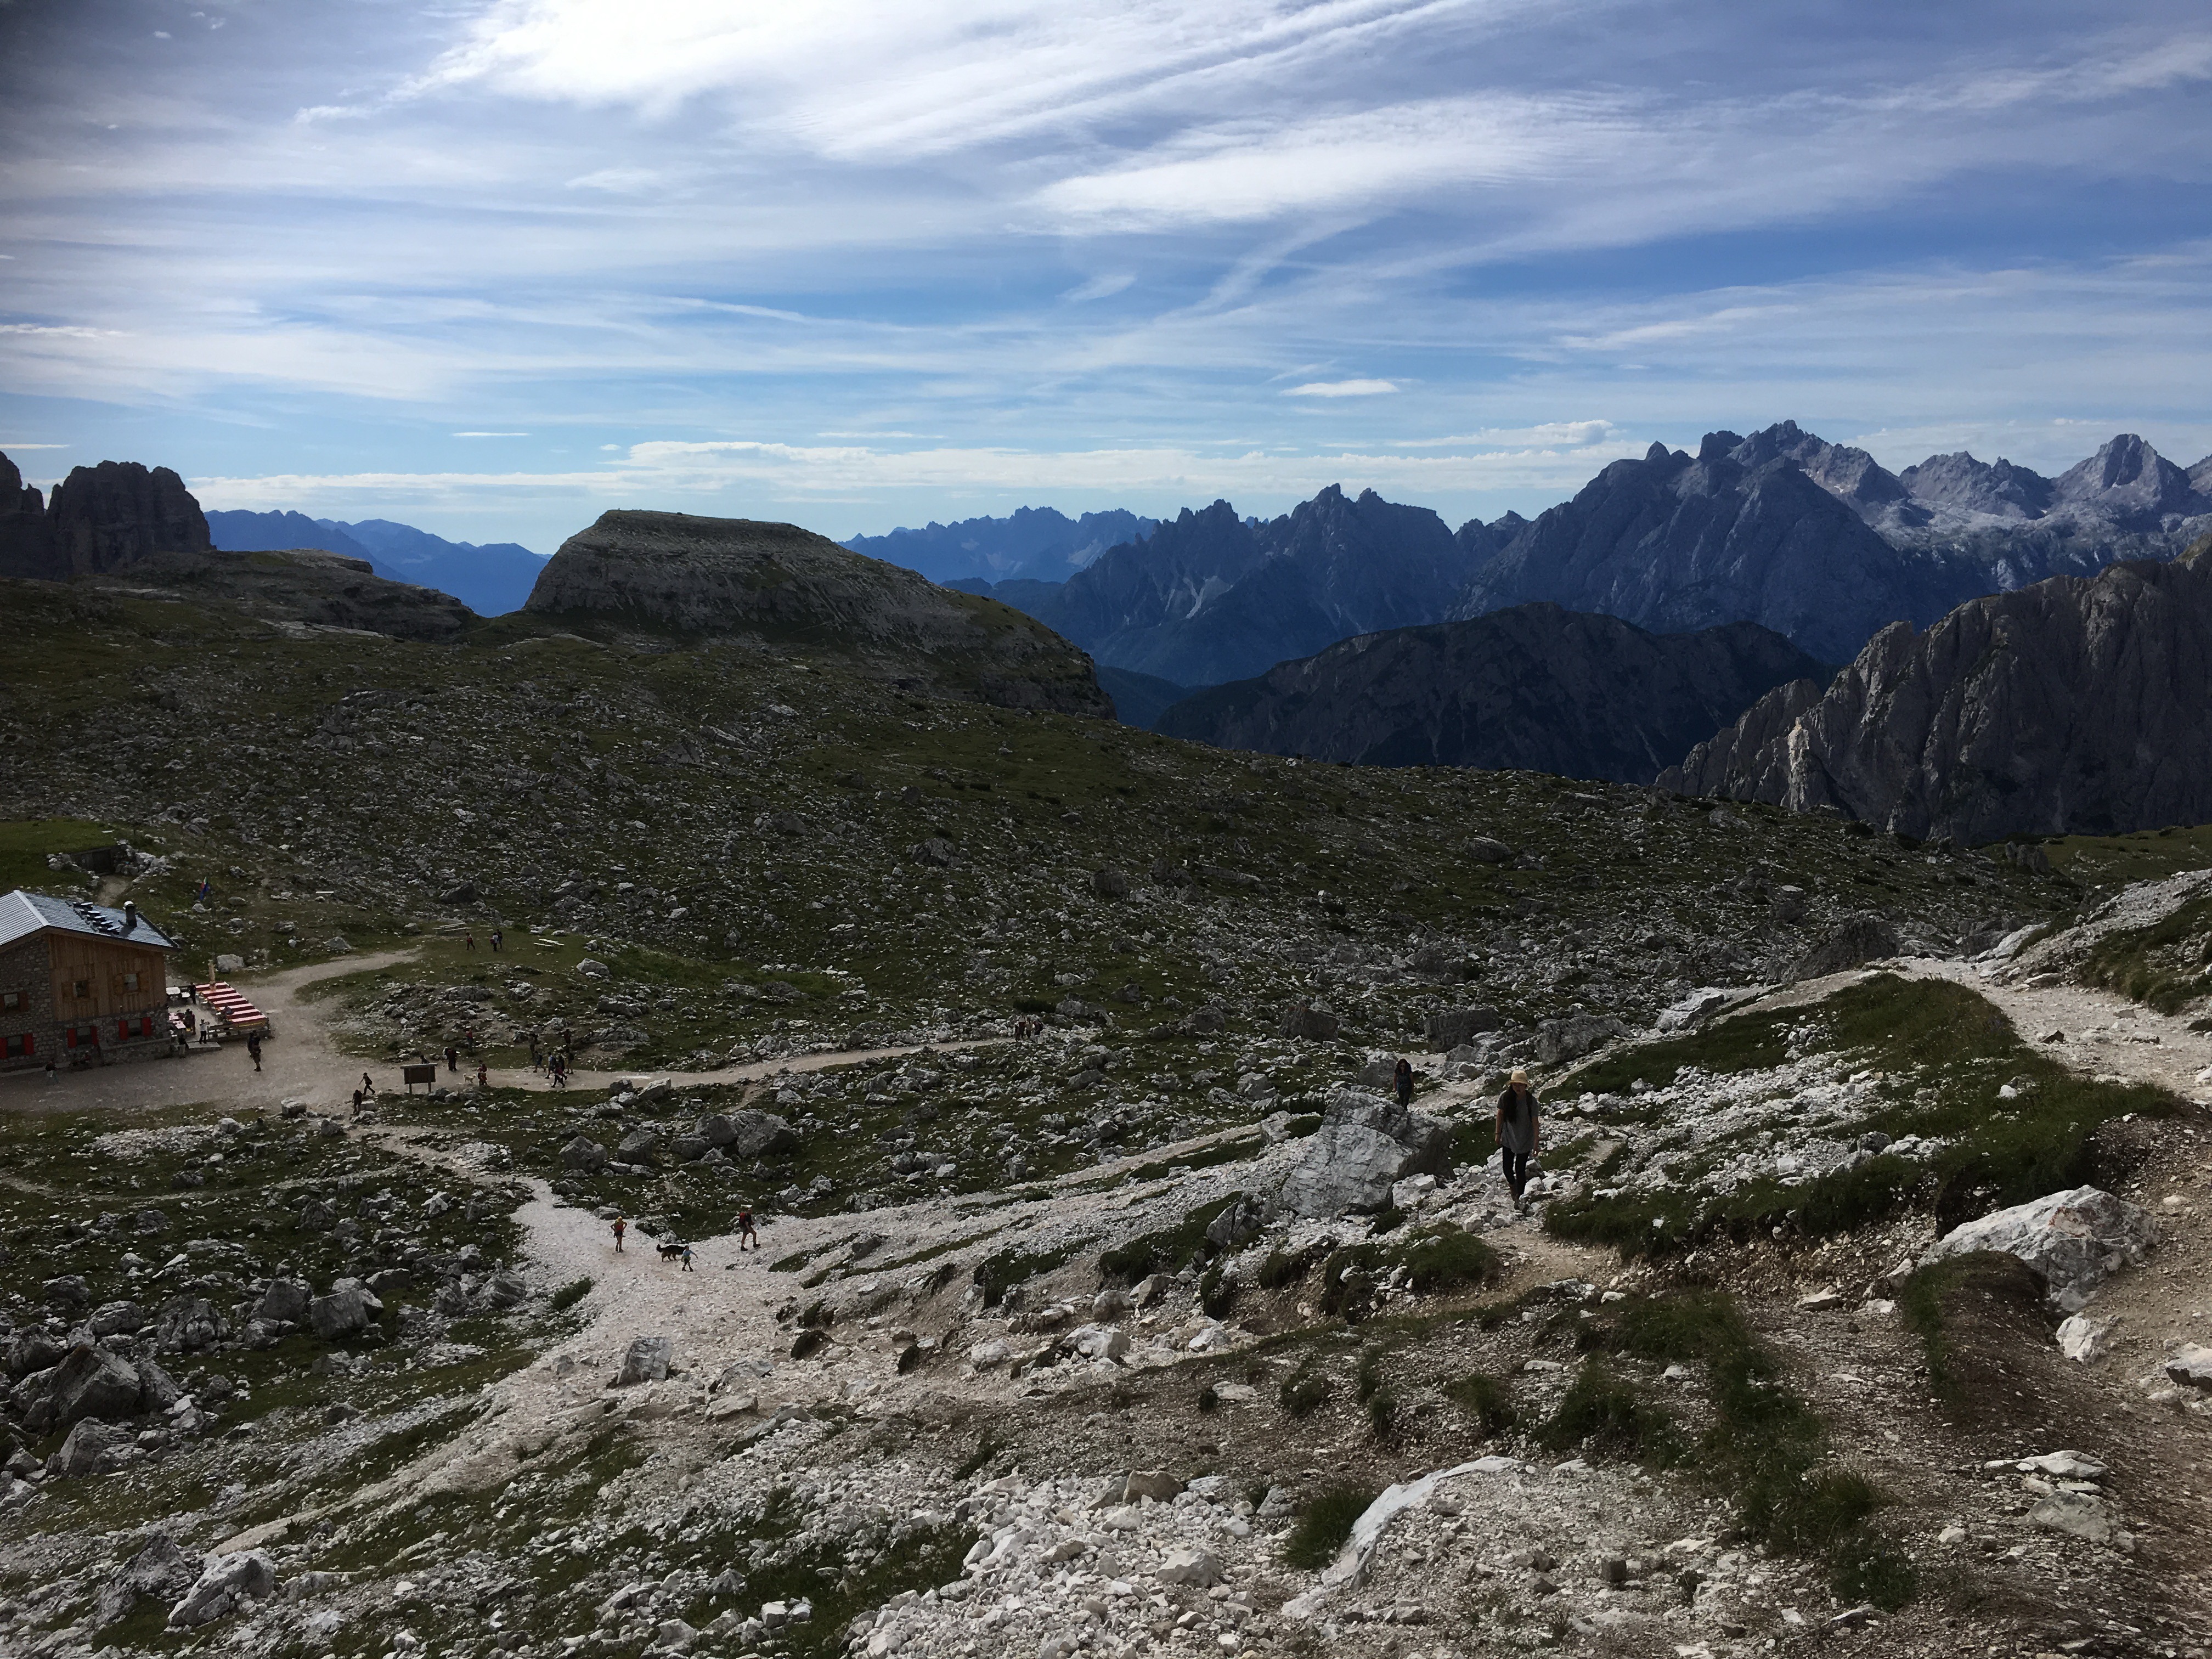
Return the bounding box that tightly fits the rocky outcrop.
[1154,603,1827,782]
[526,511,1110,716]
[0,450,212,579]
[1660,540,2212,842]
[48,459,212,575]
[0,450,54,578]
[103,547,475,641]
[1920,1187,2157,1312]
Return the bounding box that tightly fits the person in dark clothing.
[490,929,503,952]
[1496,1069,1540,1205]
[1393,1057,1414,1106]
[246,1033,263,1073]
[445,1045,459,1073]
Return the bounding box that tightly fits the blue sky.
[3,0,2210,555]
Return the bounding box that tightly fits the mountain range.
[952,426,2212,685]
[840,506,1156,585]
[204,509,546,616]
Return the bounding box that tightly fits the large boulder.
[720,1110,798,1159]
[47,1416,125,1478]
[560,1136,609,1173]
[153,1297,225,1353]
[616,1335,674,1387]
[1920,1187,2157,1312]
[307,1283,382,1341]
[5,1326,65,1378]
[615,1128,660,1166]
[1274,1090,1454,1219]
[167,1551,276,1629]
[252,1280,311,1325]
[97,1534,200,1624]
[1534,1013,1623,1065]
[13,1342,143,1433]
[1277,1004,1340,1042]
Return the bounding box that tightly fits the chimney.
[122,901,138,933]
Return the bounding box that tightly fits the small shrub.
[1830,1523,1918,1610]
[1281,1483,1377,1570]
[1396,1224,1499,1294]
[1097,1195,1239,1284]
[1195,1385,1220,1414]
[1316,1244,1382,1318]
[1539,1361,1681,1464]
[1257,1246,1311,1290]
[1446,1372,1516,1435]
[1279,1365,1329,1419]
[1199,1264,1237,1319]
[1364,1388,1398,1442]
[548,1276,593,1313]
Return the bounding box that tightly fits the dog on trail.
[655,1240,686,1262]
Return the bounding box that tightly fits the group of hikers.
[1392,1055,1543,1207]
[609,1204,758,1267]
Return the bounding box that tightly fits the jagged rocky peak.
[48,458,211,576]
[1896,450,2055,521]
[525,509,1112,715]
[1728,420,1915,513]
[1661,535,2212,841]
[0,450,211,579]
[2051,433,2203,522]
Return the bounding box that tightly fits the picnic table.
[193,981,273,1037]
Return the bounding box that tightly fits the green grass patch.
[1538,1360,1683,1464]
[973,1239,1087,1308]
[2078,890,2212,1013]
[1281,1483,1378,1570]
[548,1276,593,1312]
[1445,1371,1516,1435]
[1549,975,2181,1259]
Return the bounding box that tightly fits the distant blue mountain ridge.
[840,505,1157,585]
[205,509,547,616]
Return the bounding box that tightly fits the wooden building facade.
[0,890,176,1070]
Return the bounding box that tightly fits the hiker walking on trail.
[246,1032,263,1073]
[476,1060,489,1088]
[490,929,503,952]
[445,1044,459,1073]
[679,1244,695,1272]
[465,932,476,952]
[1496,1068,1541,1207]
[612,1215,627,1252]
[736,1205,758,1251]
[1393,1057,1414,1106]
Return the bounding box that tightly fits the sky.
[3,0,2211,556]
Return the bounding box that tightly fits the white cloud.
[1284,379,1398,397]
[1062,274,1136,303]
[453,431,532,437]
[0,442,68,449]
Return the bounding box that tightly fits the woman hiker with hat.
[1496,1069,1541,1209]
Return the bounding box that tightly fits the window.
[122,973,140,992]
[71,979,90,998]
[0,991,18,1011]
[2,1034,30,1058]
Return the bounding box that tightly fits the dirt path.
[0,941,1007,1119]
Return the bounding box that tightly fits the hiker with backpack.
[1496,1069,1541,1207]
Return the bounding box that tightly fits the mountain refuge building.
[0,889,177,1069]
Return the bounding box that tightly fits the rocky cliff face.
[526,510,1111,716]
[1451,436,1966,662]
[104,547,476,642]
[1000,485,1480,687]
[0,451,213,579]
[47,459,211,575]
[1155,603,1828,783]
[1660,538,2212,841]
[842,506,1158,585]
[0,451,51,579]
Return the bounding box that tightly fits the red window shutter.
[64,1028,76,1049]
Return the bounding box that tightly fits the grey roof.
[0,889,177,952]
